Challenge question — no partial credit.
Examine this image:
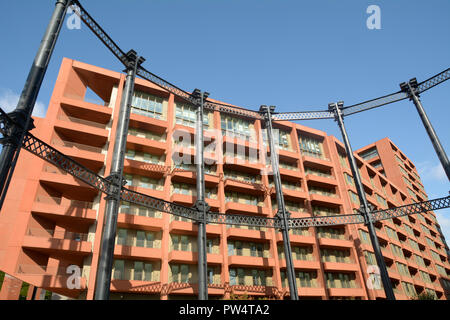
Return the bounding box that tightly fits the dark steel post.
[94,51,143,300]
[193,89,209,300]
[0,0,70,211]
[400,79,450,181]
[329,102,396,300]
[260,105,299,300]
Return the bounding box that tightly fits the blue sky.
[0,1,449,240]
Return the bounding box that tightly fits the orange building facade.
[0,58,449,300]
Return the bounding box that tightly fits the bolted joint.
[192,89,210,109]
[258,105,275,120]
[275,209,291,231]
[104,172,126,197]
[123,49,145,71]
[357,205,371,226]
[400,78,420,100]
[194,200,210,222]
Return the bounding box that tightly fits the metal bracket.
[400,78,420,99]
[275,209,291,231]
[193,200,210,223]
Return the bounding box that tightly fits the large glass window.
[298,135,324,158]
[131,91,164,119]
[175,102,210,128]
[221,115,253,141]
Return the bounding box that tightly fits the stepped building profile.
[0,58,449,300]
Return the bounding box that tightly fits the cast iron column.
[400,79,450,181]
[329,101,396,300]
[0,0,71,211]
[193,89,209,300]
[260,105,299,300]
[94,51,143,300]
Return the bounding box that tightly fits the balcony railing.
[17,264,84,276]
[57,113,107,129]
[52,139,104,154]
[34,195,93,209]
[26,228,89,241]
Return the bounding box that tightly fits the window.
[359,147,379,161]
[396,262,410,277]
[221,115,253,141]
[401,281,416,297]
[344,173,355,186]
[298,135,324,158]
[131,91,164,119]
[317,227,346,240]
[364,251,377,266]
[348,190,360,205]
[309,185,336,197]
[263,128,291,150]
[375,194,387,208]
[170,264,191,283]
[321,248,351,263]
[359,229,370,244]
[325,272,355,288]
[391,244,404,259]
[385,226,399,242]
[113,260,125,280]
[175,102,210,128]
[312,205,339,217]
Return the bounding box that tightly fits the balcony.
[305,174,338,187]
[322,261,359,272]
[224,202,269,216]
[40,166,99,199]
[276,232,315,245]
[126,134,167,156]
[54,118,108,148]
[114,245,161,261]
[60,97,112,123]
[171,166,220,185]
[22,228,92,256]
[318,237,353,248]
[168,251,222,265]
[16,264,87,293]
[302,154,333,169]
[279,259,320,270]
[51,139,105,172]
[228,255,275,268]
[32,195,96,225]
[226,227,272,241]
[309,192,343,206]
[327,287,365,297]
[224,178,265,194]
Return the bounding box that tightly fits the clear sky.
[0,1,449,240]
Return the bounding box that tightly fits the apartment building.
[0,58,448,300]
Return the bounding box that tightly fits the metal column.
[94,51,143,300]
[260,105,299,300]
[0,0,70,211]
[329,102,396,300]
[193,89,209,300]
[400,79,450,181]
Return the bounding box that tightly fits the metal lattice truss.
[136,67,263,120]
[340,91,408,117]
[71,0,450,124]
[70,0,128,66]
[271,110,334,121]
[370,196,450,223]
[15,130,450,229]
[417,68,450,94]
[22,132,111,194]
